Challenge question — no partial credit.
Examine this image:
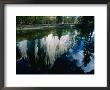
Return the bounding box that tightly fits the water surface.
[16,27,94,74]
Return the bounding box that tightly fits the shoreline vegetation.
[16,16,94,30]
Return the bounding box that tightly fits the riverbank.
[16,24,76,30]
[17,25,55,30]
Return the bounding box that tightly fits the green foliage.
[16,16,94,28]
[75,16,94,37]
[16,16,57,26]
[56,16,63,24]
[76,16,94,27]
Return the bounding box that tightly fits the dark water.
[16,27,94,74]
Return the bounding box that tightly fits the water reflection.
[17,40,28,59]
[16,28,94,74]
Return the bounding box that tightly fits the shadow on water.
[16,26,94,74]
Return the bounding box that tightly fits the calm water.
[16,27,94,74]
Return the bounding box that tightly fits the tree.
[56,16,63,24]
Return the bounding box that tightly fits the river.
[16,27,94,74]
